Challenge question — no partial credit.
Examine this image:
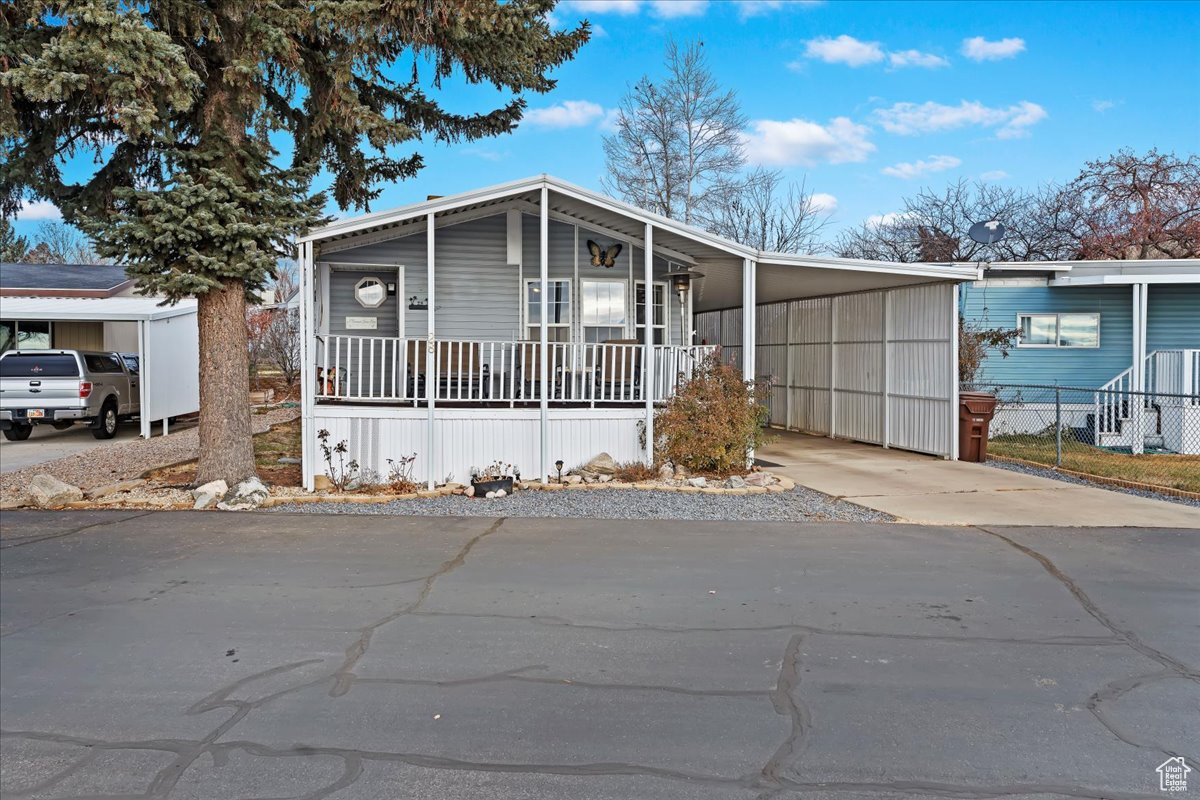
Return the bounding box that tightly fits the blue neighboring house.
[961,258,1199,453]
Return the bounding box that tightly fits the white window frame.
[1,320,54,351]
[524,278,572,340]
[580,277,630,342]
[634,280,668,344]
[1016,312,1101,349]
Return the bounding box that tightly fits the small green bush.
[652,352,772,474]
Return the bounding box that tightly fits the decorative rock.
[657,463,675,481]
[86,478,147,500]
[277,456,302,465]
[216,477,269,511]
[776,477,796,491]
[582,452,617,476]
[494,489,507,498]
[723,475,748,489]
[485,491,497,499]
[29,475,84,508]
[192,479,228,501]
[597,474,613,483]
[686,477,707,488]
[744,472,772,487]
[673,465,690,479]
[563,475,583,485]
[464,485,476,498]
[314,475,333,491]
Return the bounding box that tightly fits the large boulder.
[217,477,270,511]
[192,479,228,510]
[29,475,83,508]
[582,452,617,476]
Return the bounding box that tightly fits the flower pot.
[471,477,514,496]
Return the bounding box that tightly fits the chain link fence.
[962,383,1200,496]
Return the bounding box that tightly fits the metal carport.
[0,296,199,438]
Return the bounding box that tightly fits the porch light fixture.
[665,267,704,345]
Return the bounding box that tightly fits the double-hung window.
[634,281,667,344]
[1017,313,1100,348]
[525,279,571,342]
[581,279,627,343]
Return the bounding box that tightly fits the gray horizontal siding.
[1147,285,1200,351]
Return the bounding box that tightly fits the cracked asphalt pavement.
[1,510,1196,799]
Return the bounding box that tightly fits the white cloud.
[650,0,707,17]
[564,0,641,14]
[1092,99,1115,112]
[961,36,1025,61]
[809,192,838,213]
[881,154,962,179]
[874,100,1047,139]
[866,211,906,227]
[803,35,884,67]
[524,100,608,129]
[887,49,949,69]
[15,199,62,222]
[742,117,875,166]
[980,169,1009,180]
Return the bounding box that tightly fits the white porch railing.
[314,335,716,405]
[1093,349,1200,444]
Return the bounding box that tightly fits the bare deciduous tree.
[1068,148,1200,259]
[603,39,745,224]
[21,222,105,264]
[701,168,831,253]
[835,179,1031,263]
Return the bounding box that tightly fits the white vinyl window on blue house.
[1017,312,1100,348]
[525,279,571,342]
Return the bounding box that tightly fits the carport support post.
[742,258,756,464]
[137,320,150,439]
[643,223,654,465]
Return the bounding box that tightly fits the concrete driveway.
[0,422,142,473]
[758,431,1200,528]
[1,511,1196,799]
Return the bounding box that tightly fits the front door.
[324,266,404,398]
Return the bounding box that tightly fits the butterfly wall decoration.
[586,240,624,268]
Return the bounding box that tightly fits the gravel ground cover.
[984,457,1200,508]
[0,406,299,505]
[268,485,893,522]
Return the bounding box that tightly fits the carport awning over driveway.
[0,295,197,321]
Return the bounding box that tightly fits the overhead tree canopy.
[2,0,587,484]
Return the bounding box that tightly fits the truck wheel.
[3,424,33,442]
[92,402,119,440]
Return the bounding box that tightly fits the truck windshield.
[0,354,80,377]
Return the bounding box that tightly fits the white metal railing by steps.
[314,335,717,405]
[1093,349,1200,443]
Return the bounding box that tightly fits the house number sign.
[345,316,378,330]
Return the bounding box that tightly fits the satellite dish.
[968,219,1006,245]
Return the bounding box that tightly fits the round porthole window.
[354,277,387,308]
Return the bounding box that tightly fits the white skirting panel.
[308,407,643,485]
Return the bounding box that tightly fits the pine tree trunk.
[195,278,257,486]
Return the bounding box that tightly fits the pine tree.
[2,0,587,484]
[0,218,30,262]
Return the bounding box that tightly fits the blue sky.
[12,0,1200,248]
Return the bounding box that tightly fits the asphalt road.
[1,511,1196,799]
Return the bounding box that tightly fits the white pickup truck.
[0,350,141,441]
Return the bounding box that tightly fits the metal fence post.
[1054,387,1062,467]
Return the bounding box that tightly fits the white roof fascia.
[981,262,1073,272]
[0,296,197,321]
[1051,273,1200,286]
[756,252,980,281]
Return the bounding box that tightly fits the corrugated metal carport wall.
[696,282,958,458]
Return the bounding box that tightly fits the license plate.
[27,409,45,418]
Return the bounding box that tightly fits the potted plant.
[470,461,518,496]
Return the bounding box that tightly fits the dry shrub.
[613,461,658,483]
[652,352,772,474]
